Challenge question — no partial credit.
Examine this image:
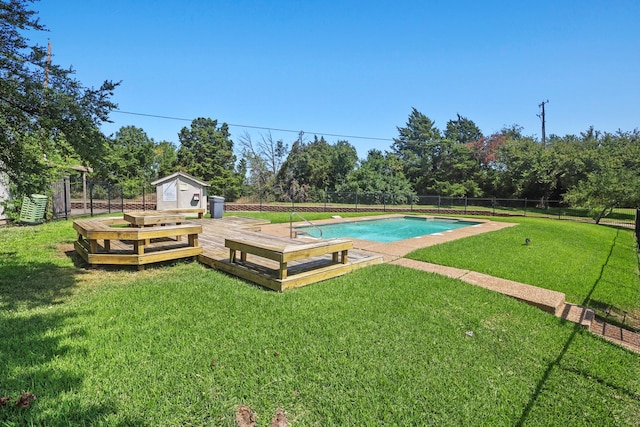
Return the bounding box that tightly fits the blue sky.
[34,0,639,158]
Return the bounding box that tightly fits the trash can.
[209,196,225,219]
[19,194,47,224]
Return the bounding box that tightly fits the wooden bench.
[124,211,186,227]
[161,208,206,219]
[73,218,202,269]
[225,237,352,280]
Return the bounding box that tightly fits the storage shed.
[151,172,210,217]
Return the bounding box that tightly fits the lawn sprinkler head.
[525,238,531,246]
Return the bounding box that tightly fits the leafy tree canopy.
[392,108,442,185]
[392,107,441,162]
[154,140,177,179]
[93,126,156,196]
[0,0,119,195]
[564,130,640,222]
[175,117,242,199]
[415,139,481,197]
[276,136,358,199]
[444,114,483,143]
[336,149,415,204]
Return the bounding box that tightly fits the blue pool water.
[297,216,480,243]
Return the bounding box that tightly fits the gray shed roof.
[151,171,210,187]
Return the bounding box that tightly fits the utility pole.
[44,39,52,89]
[538,100,549,145]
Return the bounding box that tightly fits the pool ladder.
[290,212,323,239]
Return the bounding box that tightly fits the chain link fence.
[232,191,636,228]
[46,178,636,229]
[65,177,156,217]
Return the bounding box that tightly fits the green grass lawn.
[404,216,640,327]
[0,217,639,425]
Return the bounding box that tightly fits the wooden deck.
[196,217,383,291]
[73,215,382,290]
[73,217,202,269]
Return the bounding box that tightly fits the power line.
[112,109,394,142]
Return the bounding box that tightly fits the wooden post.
[635,208,640,252]
[135,240,145,255]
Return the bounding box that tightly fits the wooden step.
[199,251,382,292]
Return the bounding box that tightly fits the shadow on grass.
[516,229,636,425]
[0,248,83,310]
[0,252,145,425]
[588,299,640,332]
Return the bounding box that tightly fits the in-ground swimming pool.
[296,216,481,243]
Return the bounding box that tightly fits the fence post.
[438,195,441,213]
[107,184,112,214]
[492,197,496,216]
[383,192,386,212]
[324,188,327,212]
[89,182,94,217]
[121,187,124,213]
[63,177,69,220]
[355,192,358,212]
[142,186,146,211]
[635,208,640,252]
[524,198,527,216]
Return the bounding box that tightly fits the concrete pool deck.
[258,214,640,353]
[259,214,516,261]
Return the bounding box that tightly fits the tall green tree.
[176,117,241,199]
[564,129,640,222]
[336,149,415,203]
[544,134,592,199]
[300,135,333,190]
[275,136,358,201]
[154,140,177,178]
[0,0,118,195]
[495,136,547,199]
[392,107,441,185]
[94,126,156,196]
[393,108,482,196]
[445,114,483,143]
[419,140,482,197]
[329,140,358,189]
[495,130,573,204]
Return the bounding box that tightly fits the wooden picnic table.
[123,211,186,227]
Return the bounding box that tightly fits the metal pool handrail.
[290,212,323,239]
